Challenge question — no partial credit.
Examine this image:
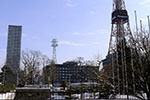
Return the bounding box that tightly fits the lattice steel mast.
[51,39,58,63]
[108,0,134,95]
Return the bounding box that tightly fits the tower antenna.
[51,38,58,63]
[107,0,135,96]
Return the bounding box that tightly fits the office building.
[6,25,22,84]
[43,62,99,86]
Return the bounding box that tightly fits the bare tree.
[85,56,113,99]
[93,53,102,66]
[132,30,150,99]
[21,50,51,85]
[41,55,51,67]
[74,57,85,66]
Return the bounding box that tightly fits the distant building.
[6,25,22,85]
[43,62,99,86]
[102,53,117,82]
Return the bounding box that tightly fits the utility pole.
[148,16,150,33]
[134,10,138,33]
[51,39,58,64]
[140,20,143,32]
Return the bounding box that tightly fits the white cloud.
[92,42,101,45]
[66,0,73,7]
[66,3,73,7]
[96,29,110,34]
[72,29,109,36]
[139,0,150,8]
[67,0,72,2]
[22,33,40,40]
[59,40,106,47]
[31,36,40,40]
[72,32,96,36]
[59,40,88,46]
[89,10,97,15]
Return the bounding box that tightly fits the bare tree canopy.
[132,30,150,99]
[21,49,51,85]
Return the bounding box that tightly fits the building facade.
[6,25,22,85]
[43,62,99,86]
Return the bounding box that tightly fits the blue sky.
[0,0,150,66]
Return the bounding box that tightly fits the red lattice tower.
[108,0,135,95]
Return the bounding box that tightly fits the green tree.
[66,86,73,98]
[61,80,67,90]
[1,65,14,85]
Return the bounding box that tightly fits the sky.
[0,0,150,67]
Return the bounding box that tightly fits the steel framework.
[108,0,135,95]
[51,39,58,63]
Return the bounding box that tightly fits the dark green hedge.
[0,85,15,93]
